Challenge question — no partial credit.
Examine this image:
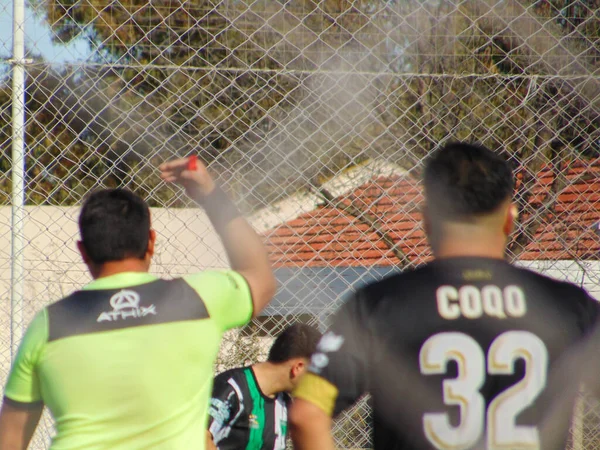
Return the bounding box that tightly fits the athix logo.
[96,290,157,323]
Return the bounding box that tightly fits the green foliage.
[1,0,599,211]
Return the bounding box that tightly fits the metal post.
[10,0,28,358]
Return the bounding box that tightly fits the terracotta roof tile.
[263,161,600,268]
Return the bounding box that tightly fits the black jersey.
[295,257,600,450]
[208,367,290,450]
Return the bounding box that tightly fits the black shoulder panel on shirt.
[47,278,209,342]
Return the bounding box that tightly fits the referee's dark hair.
[79,188,151,264]
[268,323,322,363]
[423,142,515,221]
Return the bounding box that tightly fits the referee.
[290,142,600,450]
[0,157,276,449]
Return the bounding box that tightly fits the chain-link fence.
[2,0,600,448]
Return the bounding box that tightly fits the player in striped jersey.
[207,323,321,450]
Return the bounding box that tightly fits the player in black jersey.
[289,142,600,450]
[207,323,321,450]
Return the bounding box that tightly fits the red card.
[188,155,198,171]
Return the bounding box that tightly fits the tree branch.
[509,150,587,260]
[315,186,412,268]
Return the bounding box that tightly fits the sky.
[0,0,90,63]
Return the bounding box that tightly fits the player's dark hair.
[423,142,514,220]
[79,188,151,264]
[268,323,322,363]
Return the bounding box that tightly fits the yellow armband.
[292,373,339,417]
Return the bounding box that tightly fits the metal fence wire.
[2,0,600,448]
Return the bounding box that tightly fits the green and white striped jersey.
[208,367,290,450]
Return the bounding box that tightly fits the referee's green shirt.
[3,271,253,449]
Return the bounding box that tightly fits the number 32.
[419,331,548,450]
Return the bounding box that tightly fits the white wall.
[2,206,600,324]
[517,260,600,301]
[0,206,232,320]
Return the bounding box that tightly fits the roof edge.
[249,159,410,233]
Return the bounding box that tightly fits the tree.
[1,0,599,214]
[262,2,600,261]
[352,0,600,260]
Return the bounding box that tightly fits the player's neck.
[434,235,507,261]
[251,362,290,398]
[90,259,150,279]
[432,216,510,261]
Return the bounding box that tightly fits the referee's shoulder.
[45,289,83,313]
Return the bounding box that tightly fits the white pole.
[10,0,28,358]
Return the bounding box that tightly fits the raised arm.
[206,430,218,450]
[291,293,371,450]
[289,397,335,450]
[159,156,276,317]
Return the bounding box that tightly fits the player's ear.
[146,229,157,259]
[77,240,91,265]
[422,205,431,237]
[503,203,518,237]
[77,240,99,278]
[422,205,440,253]
[290,359,306,379]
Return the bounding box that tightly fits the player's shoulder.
[278,391,292,406]
[508,265,600,325]
[214,366,246,379]
[340,265,429,319]
[352,260,594,307]
[512,264,591,297]
[355,263,432,300]
[183,270,244,289]
[214,366,251,388]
